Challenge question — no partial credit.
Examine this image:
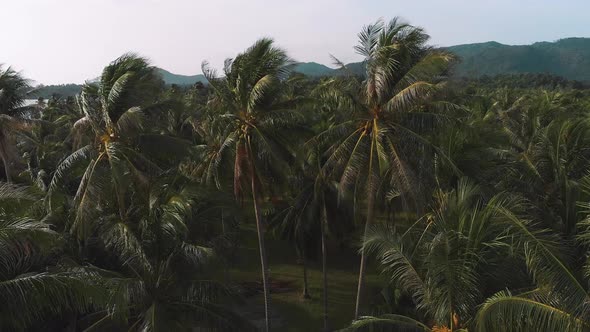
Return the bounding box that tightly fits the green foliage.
[4,18,590,332]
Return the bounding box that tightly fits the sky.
[2,0,589,84]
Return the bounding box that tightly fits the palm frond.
[346,314,432,332]
[363,224,426,307]
[476,291,587,332]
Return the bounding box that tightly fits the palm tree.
[347,178,590,331]
[202,38,306,331]
[310,18,456,318]
[473,171,590,331]
[0,182,108,331]
[19,97,81,190]
[272,169,318,300]
[349,179,518,330]
[485,90,590,235]
[48,54,163,241]
[273,158,337,331]
[81,174,253,331]
[0,65,37,182]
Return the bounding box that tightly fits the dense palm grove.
[2,18,590,331]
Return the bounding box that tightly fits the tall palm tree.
[202,38,306,331]
[273,158,337,331]
[473,172,590,331]
[272,169,318,300]
[347,178,590,331]
[311,18,456,318]
[0,65,36,182]
[19,97,81,190]
[48,54,163,241]
[82,174,253,331]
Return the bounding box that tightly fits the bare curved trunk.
[1,154,11,183]
[66,313,77,332]
[354,182,376,319]
[221,211,230,284]
[251,169,271,332]
[321,197,329,331]
[0,139,12,182]
[301,249,311,299]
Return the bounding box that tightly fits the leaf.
[476,291,587,332]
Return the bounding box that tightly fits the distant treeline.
[30,72,589,101]
[28,84,82,99]
[452,72,590,90]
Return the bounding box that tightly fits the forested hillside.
[448,38,590,80]
[30,37,590,100]
[2,17,590,332]
[156,68,207,85]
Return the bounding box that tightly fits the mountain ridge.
[157,37,590,82]
[445,37,590,81]
[156,68,207,85]
[30,37,590,98]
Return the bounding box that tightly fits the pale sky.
[2,0,588,84]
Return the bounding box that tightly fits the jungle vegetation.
[2,17,590,332]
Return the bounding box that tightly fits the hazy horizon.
[3,0,589,85]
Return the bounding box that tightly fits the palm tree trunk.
[0,135,12,183]
[1,153,11,182]
[115,187,125,219]
[66,313,77,332]
[321,197,329,332]
[2,158,11,182]
[221,212,231,284]
[354,184,376,319]
[301,248,311,299]
[250,169,271,332]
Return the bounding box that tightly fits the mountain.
[293,61,371,77]
[297,38,590,81]
[447,38,590,81]
[30,37,590,98]
[334,62,366,77]
[28,84,82,99]
[293,62,335,76]
[156,68,207,85]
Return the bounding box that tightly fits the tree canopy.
[2,17,590,332]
